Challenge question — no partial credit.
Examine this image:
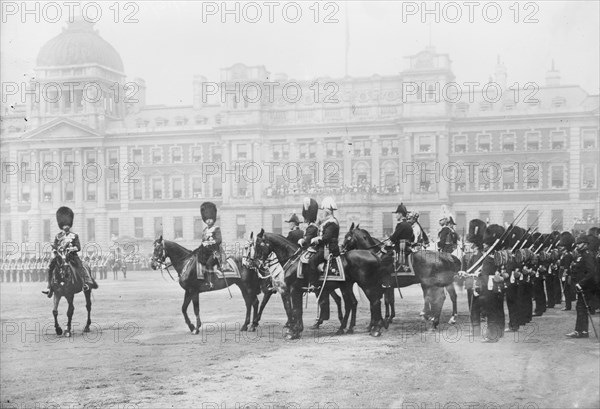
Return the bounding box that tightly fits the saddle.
[297,254,345,282]
[392,241,414,275]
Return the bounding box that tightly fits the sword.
[579,289,599,339]
[317,254,332,303]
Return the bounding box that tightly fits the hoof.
[83,326,90,333]
[419,311,426,316]
[285,332,301,340]
[240,325,248,332]
[309,322,321,330]
[370,329,382,337]
[65,331,72,338]
[388,317,394,324]
[248,326,257,332]
[346,328,354,335]
[335,328,344,336]
[188,324,195,332]
[448,316,457,325]
[192,329,200,335]
[55,327,63,336]
[382,320,389,330]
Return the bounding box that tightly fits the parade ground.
[1,270,599,409]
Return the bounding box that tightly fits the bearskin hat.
[587,234,600,253]
[393,203,408,217]
[537,234,552,251]
[302,198,318,223]
[467,219,486,248]
[558,232,575,251]
[56,206,74,229]
[503,225,526,250]
[588,227,599,238]
[483,224,505,247]
[200,202,217,223]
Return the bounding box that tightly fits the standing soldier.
[464,219,486,337]
[306,197,340,292]
[284,213,304,244]
[558,232,576,311]
[530,233,547,317]
[566,235,600,338]
[480,224,506,342]
[504,260,520,332]
[16,256,23,282]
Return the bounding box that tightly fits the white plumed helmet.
[320,197,337,211]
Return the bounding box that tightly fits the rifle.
[512,211,543,252]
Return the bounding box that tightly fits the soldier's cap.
[576,235,590,244]
[285,213,301,224]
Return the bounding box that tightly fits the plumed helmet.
[285,213,300,225]
[320,197,337,211]
[407,211,420,222]
[56,206,74,229]
[200,202,217,223]
[558,232,575,251]
[393,203,408,217]
[302,198,319,223]
[467,219,486,248]
[483,224,505,247]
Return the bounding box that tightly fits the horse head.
[242,231,259,269]
[342,224,358,252]
[253,229,272,266]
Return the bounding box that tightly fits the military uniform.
[480,224,506,342]
[390,204,414,265]
[284,213,304,244]
[438,211,458,253]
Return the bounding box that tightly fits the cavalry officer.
[197,202,223,285]
[438,214,458,253]
[306,197,340,292]
[389,203,414,265]
[566,236,600,338]
[284,213,304,244]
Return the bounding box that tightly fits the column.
[437,132,449,201]
[28,150,41,246]
[316,140,325,185]
[118,146,129,211]
[252,141,262,202]
[221,141,231,203]
[343,138,352,187]
[96,147,107,246]
[51,150,60,208]
[401,134,413,199]
[370,135,380,187]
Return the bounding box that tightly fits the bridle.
[151,240,176,281]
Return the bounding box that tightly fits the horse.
[254,229,386,339]
[111,258,126,280]
[342,224,462,329]
[242,232,345,331]
[49,250,96,337]
[150,236,263,333]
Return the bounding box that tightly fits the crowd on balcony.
[265,180,403,197]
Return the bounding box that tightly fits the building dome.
[36,18,124,72]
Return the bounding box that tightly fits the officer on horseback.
[42,206,97,297]
[285,213,304,244]
[438,211,458,253]
[193,202,222,288]
[390,203,414,267]
[305,197,340,292]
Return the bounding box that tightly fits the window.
[4,220,11,241]
[151,148,163,164]
[325,142,335,158]
[21,220,29,242]
[363,140,372,156]
[109,181,119,200]
[87,219,95,241]
[64,182,74,201]
[526,164,539,189]
[134,218,144,238]
[107,149,119,165]
[272,214,283,235]
[236,215,246,239]
[86,182,96,201]
[479,212,490,224]
[43,184,52,202]
[551,166,564,189]
[20,183,31,202]
[154,217,163,237]
[527,210,538,230]
[132,148,142,164]
[503,211,514,227]
[418,136,433,153]
[299,143,308,159]
[502,134,515,152]
[156,118,168,127]
[454,135,466,153]
[236,144,248,160]
[454,166,466,192]
[502,167,515,190]
[477,135,491,152]
[152,178,163,199]
[456,102,469,114]
[582,129,598,150]
[551,131,566,150]
[191,177,203,198]
[478,167,490,191]
[211,145,222,162]
[174,217,183,239]
[191,146,202,163]
[193,217,203,240]
[43,220,51,242]
[171,147,182,163]
[133,182,142,200]
[526,132,540,150]
[551,210,563,231]
[382,212,393,237]
[110,218,119,238]
[212,176,222,197]
[237,179,248,197]
[172,178,183,199]
[551,96,565,108]
[582,165,597,189]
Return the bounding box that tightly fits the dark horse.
[111,258,127,280]
[254,229,386,339]
[49,250,95,337]
[241,233,344,331]
[150,236,263,333]
[342,224,462,329]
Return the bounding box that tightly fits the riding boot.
[42,270,53,298]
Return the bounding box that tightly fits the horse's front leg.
[364,287,384,337]
[65,294,75,338]
[191,291,201,335]
[84,289,92,333]
[287,285,304,340]
[181,289,195,333]
[446,284,458,325]
[53,295,63,336]
[256,288,273,328]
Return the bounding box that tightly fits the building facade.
[1,20,599,258]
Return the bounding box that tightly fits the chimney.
[546,59,561,86]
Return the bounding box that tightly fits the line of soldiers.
[0,254,113,283]
[462,221,600,342]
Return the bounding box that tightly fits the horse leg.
[64,294,75,338]
[191,291,201,335]
[347,287,358,335]
[181,289,195,333]
[239,288,251,332]
[256,290,273,328]
[248,288,260,332]
[83,290,92,333]
[420,283,429,318]
[53,295,63,336]
[287,285,304,340]
[364,287,384,337]
[331,290,343,324]
[446,284,458,325]
[384,289,391,324]
[280,291,293,330]
[427,287,446,330]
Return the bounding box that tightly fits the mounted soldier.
[186,201,223,288]
[407,211,429,248]
[42,206,97,298]
[305,197,341,292]
[438,208,458,253]
[389,203,414,270]
[285,213,304,244]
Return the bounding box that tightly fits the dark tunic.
[286,227,304,245]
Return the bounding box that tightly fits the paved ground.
[1,271,599,409]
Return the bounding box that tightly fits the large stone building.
[1,19,598,258]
